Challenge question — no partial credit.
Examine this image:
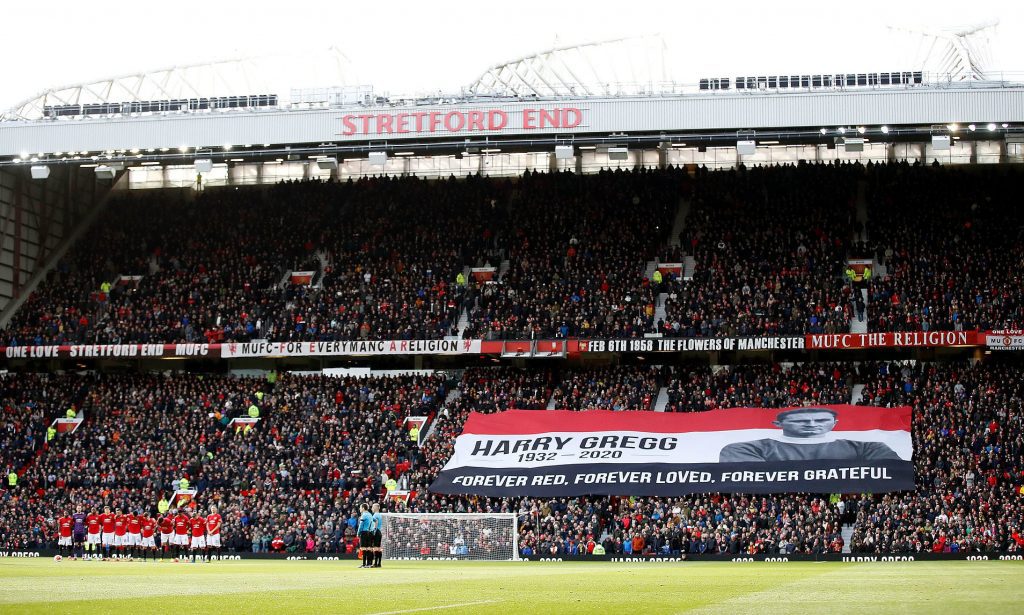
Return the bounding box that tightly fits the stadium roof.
[1,33,1023,163]
[1,47,359,122]
[3,26,1010,123]
[465,36,675,98]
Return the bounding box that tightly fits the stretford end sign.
[340,107,583,136]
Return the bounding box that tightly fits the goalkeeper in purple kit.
[72,505,88,560]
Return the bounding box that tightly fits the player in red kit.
[113,509,128,559]
[127,511,142,559]
[173,509,191,561]
[86,508,101,560]
[158,514,174,560]
[100,506,115,560]
[206,506,222,560]
[140,514,157,561]
[56,513,73,558]
[189,511,207,563]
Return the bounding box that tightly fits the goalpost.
[381,513,519,561]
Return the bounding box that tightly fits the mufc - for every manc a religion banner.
[429,406,914,497]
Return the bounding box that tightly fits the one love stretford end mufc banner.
[429,405,914,497]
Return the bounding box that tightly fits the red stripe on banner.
[805,331,978,349]
[459,405,911,435]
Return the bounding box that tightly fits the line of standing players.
[56,504,223,562]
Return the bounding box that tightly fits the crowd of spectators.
[2,361,1024,555]
[412,361,1024,556]
[3,161,1024,561]
[463,168,684,340]
[5,163,1020,347]
[1,175,507,347]
[551,365,662,410]
[261,176,505,342]
[663,362,851,412]
[515,493,844,557]
[1,374,85,490]
[864,162,1024,333]
[3,189,301,346]
[404,363,850,555]
[410,367,555,514]
[0,371,445,554]
[850,360,1024,553]
[664,162,859,338]
[0,168,690,347]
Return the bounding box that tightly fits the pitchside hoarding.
[4,550,1020,561]
[430,406,914,497]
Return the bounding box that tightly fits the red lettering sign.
[340,107,580,137]
[805,331,977,350]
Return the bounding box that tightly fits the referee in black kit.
[357,504,373,568]
[370,503,383,568]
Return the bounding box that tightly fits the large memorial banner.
[430,406,913,496]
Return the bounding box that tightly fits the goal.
[381,513,519,561]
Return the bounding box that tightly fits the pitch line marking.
[367,599,498,615]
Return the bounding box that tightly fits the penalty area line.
[367,599,498,615]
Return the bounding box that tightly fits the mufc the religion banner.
[429,406,914,497]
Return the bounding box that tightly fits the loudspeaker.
[95,165,116,179]
[932,135,951,151]
[368,151,387,166]
[194,159,213,174]
[316,157,338,170]
[554,145,574,159]
[607,147,629,161]
[843,138,864,152]
[30,165,50,180]
[736,140,756,156]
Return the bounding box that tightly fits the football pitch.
[1,559,1022,614]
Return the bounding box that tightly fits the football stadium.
[1,3,1023,613]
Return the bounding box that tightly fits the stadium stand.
[663,363,852,412]
[463,167,683,340]
[4,360,1023,556]
[419,362,1024,555]
[864,163,1024,333]
[550,365,663,411]
[1,161,1023,559]
[5,163,1021,347]
[0,166,681,346]
[665,162,858,338]
[851,361,1024,553]
[0,176,505,346]
[0,372,446,553]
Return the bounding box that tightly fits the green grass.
[0,559,1022,614]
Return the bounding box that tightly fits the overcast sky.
[1,0,1020,110]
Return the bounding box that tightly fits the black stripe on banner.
[429,460,915,497]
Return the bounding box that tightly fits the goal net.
[381,513,519,561]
